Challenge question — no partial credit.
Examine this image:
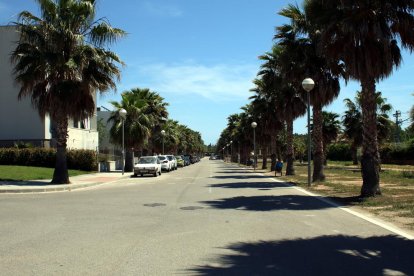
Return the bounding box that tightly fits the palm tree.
[109,88,166,171]
[343,91,393,166]
[278,3,341,182]
[306,0,414,196]
[321,111,341,165]
[272,34,308,175]
[11,0,125,184]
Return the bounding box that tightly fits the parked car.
[209,155,217,160]
[182,155,190,166]
[175,155,185,167]
[134,156,161,177]
[158,155,172,172]
[166,155,177,170]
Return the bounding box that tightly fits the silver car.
[166,155,177,170]
[158,155,172,172]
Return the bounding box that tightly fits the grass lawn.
[0,165,91,181]
[254,160,414,231]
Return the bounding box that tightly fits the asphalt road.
[1,159,413,275]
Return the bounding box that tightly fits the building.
[0,26,98,150]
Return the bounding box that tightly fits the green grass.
[0,165,91,181]
[253,161,414,230]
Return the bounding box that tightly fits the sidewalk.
[0,172,131,194]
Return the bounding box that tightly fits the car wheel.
[134,173,137,177]
[140,174,144,177]
[153,172,157,177]
[158,170,161,176]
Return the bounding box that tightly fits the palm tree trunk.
[52,115,70,184]
[312,103,325,182]
[285,119,295,175]
[360,79,381,197]
[125,148,134,172]
[351,143,358,165]
[262,146,268,170]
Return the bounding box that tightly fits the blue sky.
[1,1,413,145]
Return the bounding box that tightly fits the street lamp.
[302,78,315,186]
[251,122,257,170]
[119,108,127,175]
[161,130,166,154]
[230,140,233,163]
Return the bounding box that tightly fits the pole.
[122,118,125,175]
[162,136,164,154]
[231,143,233,163]
[307,92,311,186]
[393,110,401,143]
[253,128,256,171]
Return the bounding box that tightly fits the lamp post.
[251,122,257,170]
[302,78,315,186]
[230,140,233,163]
[161,130,166,154]
[119,108,127,175]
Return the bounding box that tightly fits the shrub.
[327,143,353,161]
[380,141,414,165]
[0,148,97,171]
[67,149,98,171]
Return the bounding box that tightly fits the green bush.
[0,148,97,171]
[380,140,414,165]
[67,149,98,171]
[327,143,353,161]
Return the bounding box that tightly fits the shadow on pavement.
[209,181,288,189]
[0,180,50,186]
[188,235,414,276]
[212,175,270,180]
[201,195,335,211]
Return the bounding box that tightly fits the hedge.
[0,148,97,171]
[327,143,353,161]
[380,140,414,165]
[327,140,414,165]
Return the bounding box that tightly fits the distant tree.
[343,91,393,165]
[321,111,341,164]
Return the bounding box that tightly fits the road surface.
[1,159,413,275]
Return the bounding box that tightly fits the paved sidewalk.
[0,172,132,194]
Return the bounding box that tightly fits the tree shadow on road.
[211,175,271,180]
[201,195,336,211]
[188,235,414,276]
[209,181,288,189]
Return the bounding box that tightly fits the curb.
[0,175,130,194]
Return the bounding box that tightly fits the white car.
[166,155,177,170]
[134,156,161,177]
[158,155,172,172]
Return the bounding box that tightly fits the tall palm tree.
[271,37,308,175]
[11,0,125,184]
[343,91,393,165]
[278,3,341,182]
[109,88,165,171]
[306,0,414,196]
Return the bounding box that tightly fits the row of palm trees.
[107,88,205,172]
[218,1,414,198]
[10,0,204,183]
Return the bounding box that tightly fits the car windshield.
[175,156,182,160]
[138,157,156,164]
[167,156,173,161]
[158,156,166,160]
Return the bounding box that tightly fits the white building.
[0,26,98,150]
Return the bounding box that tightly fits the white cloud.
[135,62,258,101]
[142,2,183,18]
